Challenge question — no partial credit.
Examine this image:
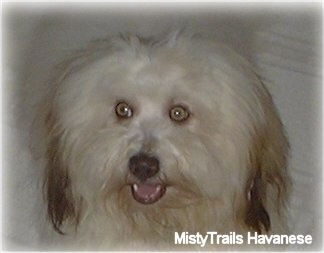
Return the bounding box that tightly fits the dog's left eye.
[115,102,133,119]
[169,105,190,122]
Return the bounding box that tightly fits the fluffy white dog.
[35,32,289,250]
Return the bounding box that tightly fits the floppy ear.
[245,169,270,233]
[43,108,79,234]
[244,82,290,234]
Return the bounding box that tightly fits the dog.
[35,32,289,250]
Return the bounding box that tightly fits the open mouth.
[131,183,166,204]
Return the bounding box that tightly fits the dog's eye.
[115,102,133,119]
[169,105,190,122]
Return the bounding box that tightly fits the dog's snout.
[129,153,159,181]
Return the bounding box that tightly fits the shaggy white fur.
[31,32,289,250]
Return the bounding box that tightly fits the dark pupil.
[174,109,182,118]
[119,104,128,115]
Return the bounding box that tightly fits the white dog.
[35,32,289,250]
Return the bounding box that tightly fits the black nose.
[129,153,160,181]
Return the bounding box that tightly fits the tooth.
[133,184,138,192]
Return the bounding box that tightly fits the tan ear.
[245,170,270,233]
[43,109,79,234]
[244,83,290,233]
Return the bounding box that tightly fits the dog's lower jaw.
[45,197,241,250]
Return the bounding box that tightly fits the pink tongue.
[136,183,159,197]
[131,183,165,204]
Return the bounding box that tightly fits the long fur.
[36,33,289,250]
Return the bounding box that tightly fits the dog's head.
[42,33,289,235]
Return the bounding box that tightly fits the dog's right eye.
[115,102,133,119]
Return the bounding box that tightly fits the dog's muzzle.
[129,153,166,204]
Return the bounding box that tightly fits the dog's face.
[43,34,289,239]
